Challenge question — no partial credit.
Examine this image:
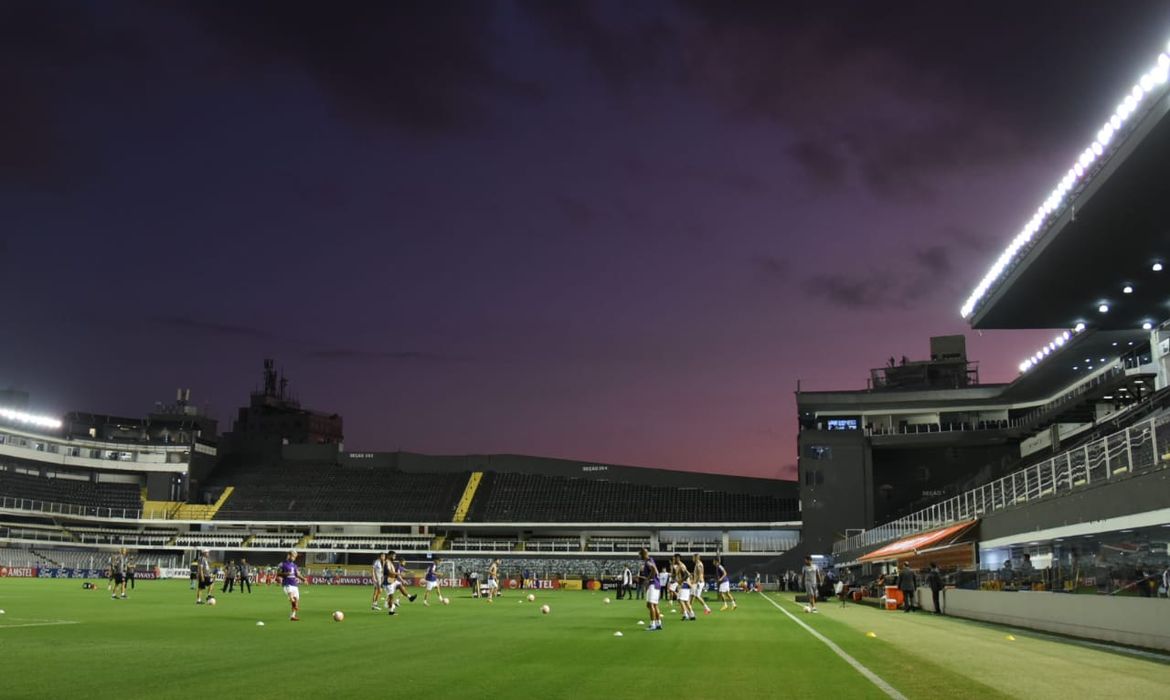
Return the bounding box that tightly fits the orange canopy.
[857,520,977,563]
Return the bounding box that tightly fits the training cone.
[865,632,877,638]
[1006,635,1016,641]
[614,631,623,637]
[256,621,265,626]
[637,620,645,625]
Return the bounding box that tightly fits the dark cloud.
[151,316,446,362]
[787,140,847,189]
[803,240,966,310]
[754,255,789,281]
[308,349,445,362]
[0,1,143,190]
[554,195,597,227]
[185,1,529,133]
[520,0,677,91]
[150,316,274,340]
[804,272,894,310]
[520,0,1170,200]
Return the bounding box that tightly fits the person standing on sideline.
[222,559,236,594]
[927,563,944,614]
[898,563,918,612]
[237,558,252,593]
[125,551,137,591]
[278,550,307,621]
[800,556,821,612]
[620,565,632,600]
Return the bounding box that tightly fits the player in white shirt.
[371,553,387,611]
[692,553,712,614]
[673,554,696,621]
[486,559,500,603]
[715,556,737,611]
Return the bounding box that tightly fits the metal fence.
[0,495,143,521]
[834,413,1170,556]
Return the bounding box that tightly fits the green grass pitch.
[1,579,1166,699]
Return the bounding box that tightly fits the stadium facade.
[800,43,1170,650]
[1,360,800,584]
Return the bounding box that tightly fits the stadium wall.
[980,466,1170,540]
[918,587,1170,651]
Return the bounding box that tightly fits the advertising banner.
[0,566,36,577]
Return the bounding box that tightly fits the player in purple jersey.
[639,548,663,631]
[714,556,737,611]
[423,556,443,606]
[278,550,307,621]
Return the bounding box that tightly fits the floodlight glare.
[1154,262,1164,272]
[1098,304,1109,313]
[1123,285,1134,294]
[0,407,63,430]
[1142,321,1154,330]
[1074,322,1086,332]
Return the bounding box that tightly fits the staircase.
[172,487,235,520]
[451,472,483,523]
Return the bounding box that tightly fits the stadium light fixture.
[1154,262,1164,272]
[1074,322,1086,332]
[1123,285,1134,294]
[1098,304,1110,313]
[1142,321,1154,330]
[1017,327,1080,373]
[0,407,63,431]
[960,45,1170,320]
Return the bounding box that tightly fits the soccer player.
[195,548,213,605]
[639,548,663,631]
[714,556,736,611]
[371,553,387,611]
[110,548,128,599]
[801,555,821,613]
[674,554,696,621]
[383,552,417,615]
[692,554,712,615]
[423,556,443,606]
[667,555,681,610]
[278,550,307,621]
[486,559,500,603]
[237,558,251,593]
[126,551,137,591]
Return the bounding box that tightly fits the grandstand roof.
[967,53,1170,330]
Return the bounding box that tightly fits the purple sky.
[4,1,1170,480]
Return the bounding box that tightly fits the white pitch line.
[760,593,907,700]
[0,620,81,630]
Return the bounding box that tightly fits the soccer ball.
[207,597,217,606]
[527,594,536,602]
[603,598,611,604]
[332,611,345,622]
[442,597,450,605]
[540,604,550,615]
[803,605,811,613]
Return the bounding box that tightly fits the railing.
[834,413,1170,555]
[0,495,143,520]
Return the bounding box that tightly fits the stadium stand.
[306,534,431,551]
[205,462,468,521]
[0,467,141,516]
[471,471,797,522]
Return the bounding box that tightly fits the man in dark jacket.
[927,563,944,615]
[897,564,917,612]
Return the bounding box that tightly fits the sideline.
[760,593,907,700]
